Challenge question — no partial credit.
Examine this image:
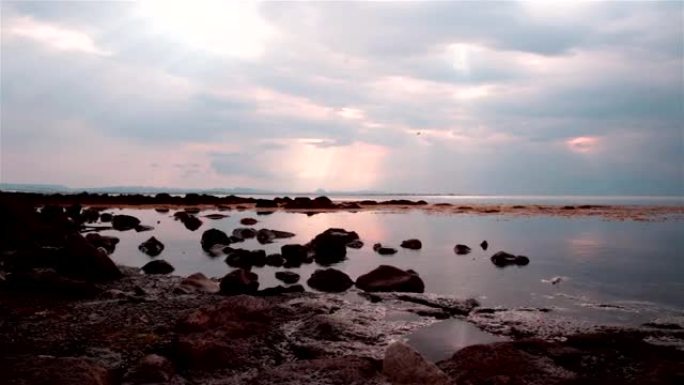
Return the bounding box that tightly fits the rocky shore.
[1,193,683,384]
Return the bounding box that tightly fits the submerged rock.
[373,243,398,255]
[383,341,451,385]
[275,271,300,284]
[356,265,424,293]
[142,259,174,275]
[307,268,354,293]
[220,268,259,295]
[240,217,258,225]
[491,251,530,267]
[138,236,164,257]
[400,239,422,250]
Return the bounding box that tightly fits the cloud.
[1,1,682,194]
[4,15,111,56]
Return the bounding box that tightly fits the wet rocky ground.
[1,193,683,384]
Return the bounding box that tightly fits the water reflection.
[102,209,684,317]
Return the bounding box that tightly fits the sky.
[1,1,682,195]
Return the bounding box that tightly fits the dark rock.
[255,199,278,208]
[111,214,141,231]
[265,253,285,267]
[61,234,122,281]
[155,207,170,213]
[219,268,259,295]
[182,215,202,231]
[310,228,359,265]
[491,251,530,267]
[355,265,425,293]
[562,205,576,210]
[240,217,258,225]
[271,229,296,238]
[184,207,201,214]
[233,227,257,239]
[84,233,119,254]
[128,354,175,383]
[400,239,422,250]
[201,228,231,251]
[307,268,354,292]
[454,244,471,255]
[480,240,488,250]
[256,228,275,244]
[373,243,398,255]
[225,249,267,268]
[281,244,308,266]
[99,212,113,222]
[204,213,229,220]
[275,271,300,284]
[134,224,154,232]
[142,259,175,275]
[138,236,164,257]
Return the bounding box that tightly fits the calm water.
[102,208,684,326]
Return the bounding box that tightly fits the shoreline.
[2,191,683,221]
[2,193,683,384]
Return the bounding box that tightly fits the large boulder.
[60,234,122,281]
[281,244,308,266]
[201,228,231,251]
[142,259,174,275]
[220,268,259,295]
[355,265,425,293]
[383,341,451,385]
[111,214,141,231]
[309,228,359,265]
[138,236,164,257]
[307,268,353,292]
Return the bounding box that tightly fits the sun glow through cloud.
[137,0,274,58]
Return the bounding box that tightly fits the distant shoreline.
[2,191,682,221]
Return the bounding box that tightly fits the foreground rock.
[127,354,175,383]
[138,236,164,257]
[307,268,354,292]
[62,234,123,281]
[1,356,112,385]
[356,265,425,293]
[491,251,530,267]
[400,239,422,250]
[220,268,259,295]
[142,259,174,275]
[176,272,219,294]
[383,341,451,385]
[436,331,684,385]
